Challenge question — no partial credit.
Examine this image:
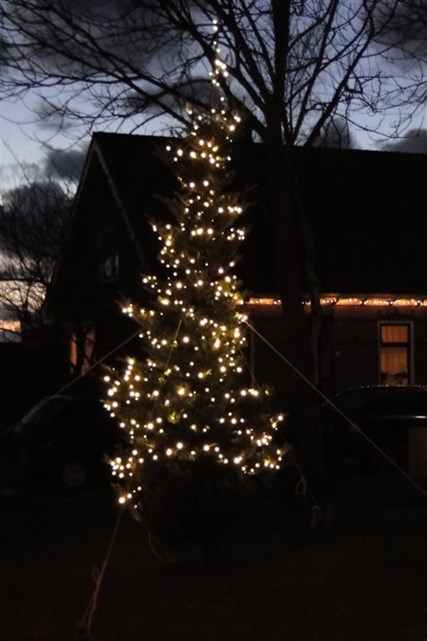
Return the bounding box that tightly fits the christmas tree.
[104,106,286,541]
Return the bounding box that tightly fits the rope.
[76,507,124,640]
[0,326,144,441]
[244,318,427,501]
[57,326,143,396]
[293,459,323,526]
[239,325,325,523]
[74,316,183,636]
[147,530,173,563]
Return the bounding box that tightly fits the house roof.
[63,132,427,298]
[300,146,427,296]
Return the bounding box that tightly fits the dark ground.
[1,469,427,641]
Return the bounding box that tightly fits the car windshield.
[331,389,372,414]
[332,388,427,418]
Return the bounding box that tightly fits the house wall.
[324,312,381,393]
[48,136,427,400]
[249,302,427,404]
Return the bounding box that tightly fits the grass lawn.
[1,470,427,641]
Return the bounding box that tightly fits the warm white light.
[109,102,285,511]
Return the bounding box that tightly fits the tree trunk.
[263,142,326,509]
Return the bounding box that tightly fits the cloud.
[0,162,41,195]
[374,1,427,51]
[0,36,7,72]
[0,147,86,194]
[313,116,356,149]
[6,0,176,75]
[43,148,87,181]
[381,129,427,154]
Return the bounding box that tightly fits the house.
[47,132,427,398]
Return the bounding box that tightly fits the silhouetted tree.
[106,106,286,552]
[0,0,410,502]
[0,177,72,337]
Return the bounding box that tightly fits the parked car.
[322,385,427,471]
[5,395,121,488]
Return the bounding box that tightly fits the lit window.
[379,323,411,386]
[70,327,96,375]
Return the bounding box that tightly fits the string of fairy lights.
[103,25,286,514]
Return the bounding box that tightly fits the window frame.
[98,250,120,282]
[378,321,413,386]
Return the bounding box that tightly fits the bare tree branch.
[0,0,416,501]
[0,172,73,332]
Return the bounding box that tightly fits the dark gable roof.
[303,147,427,295]
[91,132,176,221]
[91,132,427,296]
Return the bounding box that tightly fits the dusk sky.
[3,87,427,202]
[2,0,427,200]
[1,94,90,194]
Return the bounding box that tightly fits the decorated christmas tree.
[104,106,285,543]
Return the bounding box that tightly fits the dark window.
[99,252,119,281]
[97,227,120,281]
